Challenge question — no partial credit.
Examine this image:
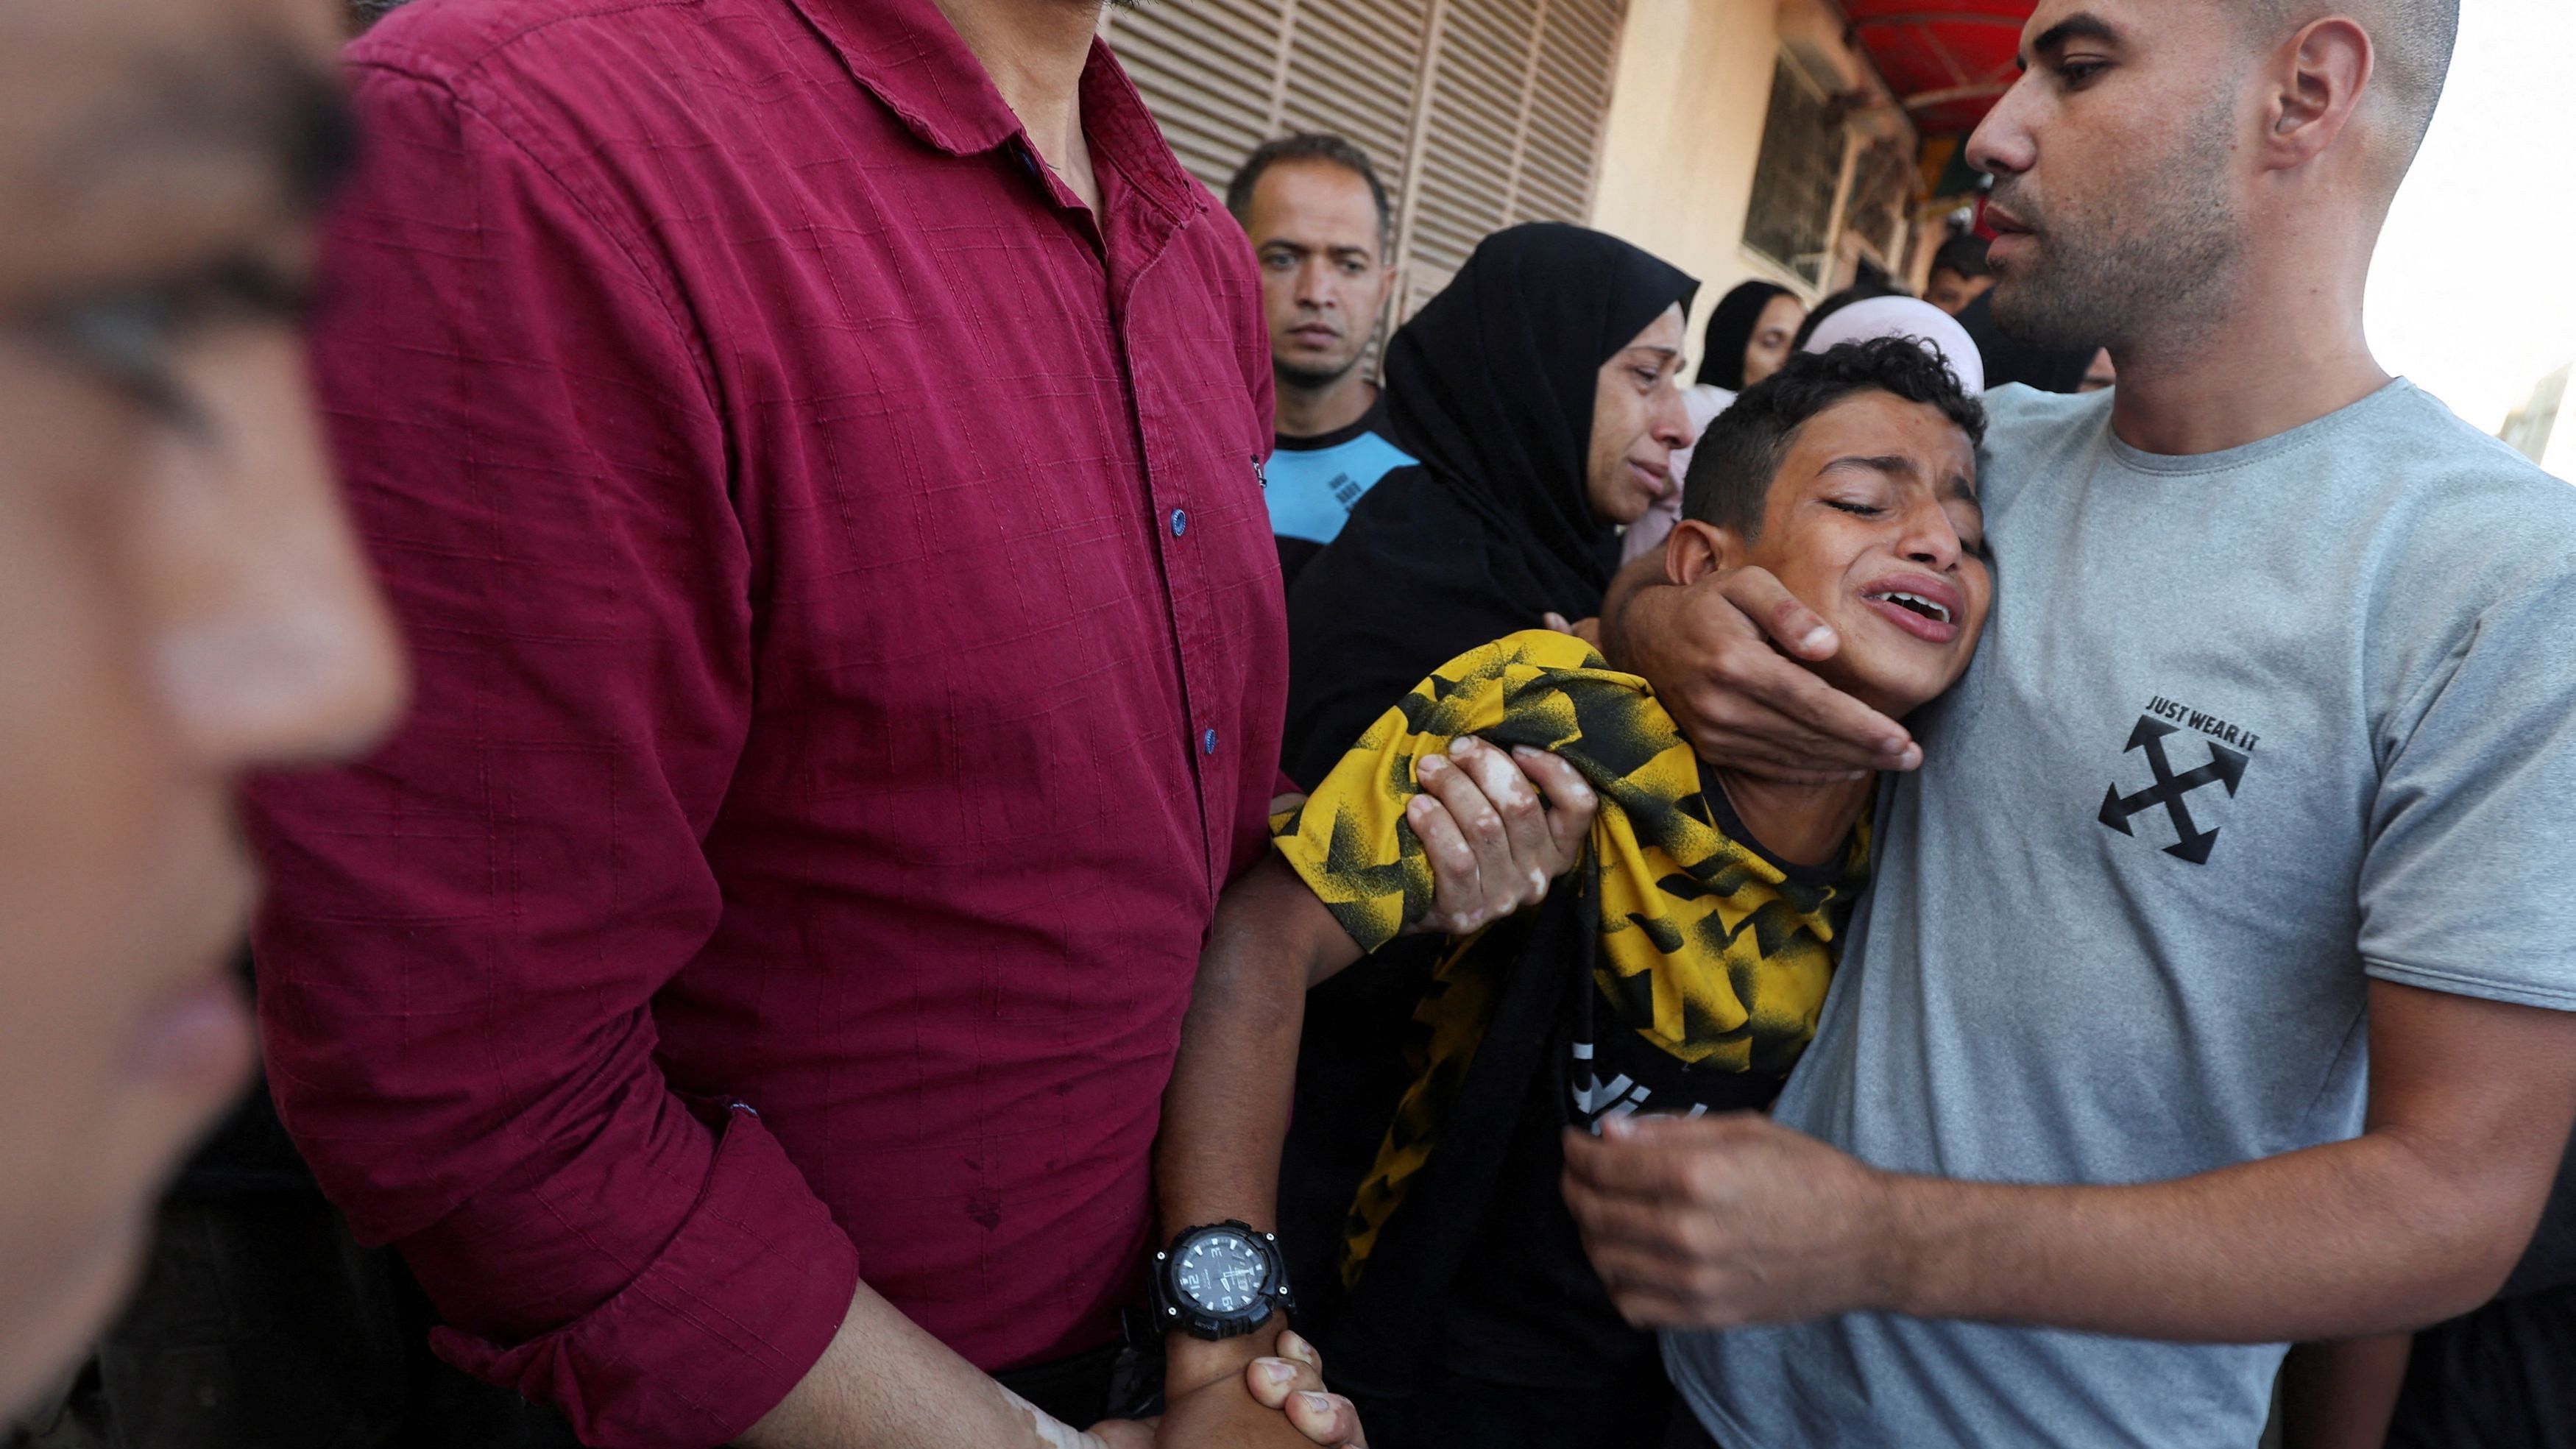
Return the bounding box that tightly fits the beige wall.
[1591,0,1914,372]
[1588,0,1794,372]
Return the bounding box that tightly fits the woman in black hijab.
[1695,278,1804,392]
[1622,280,1810,566]
[1281,223,1699,787]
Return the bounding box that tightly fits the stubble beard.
[1276,355,1363,393]
[1989,94,2246,359]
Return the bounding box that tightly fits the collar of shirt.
[782,0,1205,229]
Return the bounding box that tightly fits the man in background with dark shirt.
[1225,134,1415,587]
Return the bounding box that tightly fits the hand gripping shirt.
[1270,631,1868,1283]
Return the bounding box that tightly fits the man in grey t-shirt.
[1572,1,2576,1445]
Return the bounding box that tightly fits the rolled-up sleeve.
[244,61,858,1449]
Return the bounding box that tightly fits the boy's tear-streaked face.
[1742,391,1992,720]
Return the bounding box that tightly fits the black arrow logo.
[2098,717,2248,865]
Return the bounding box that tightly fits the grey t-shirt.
[1669,380,2576,1448]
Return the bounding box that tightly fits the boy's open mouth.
[1865,589,1953,625]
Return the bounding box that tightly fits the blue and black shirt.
[1265,394,1415,588]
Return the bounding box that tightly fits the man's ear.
[1663,519,1744,588]
[2261,17,2372,172]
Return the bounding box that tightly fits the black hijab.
[1694,280,1793,390]
[1280,223,1696,787]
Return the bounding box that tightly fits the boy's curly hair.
[1684,336,1985,539]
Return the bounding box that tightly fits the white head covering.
[1798,295,1986,396]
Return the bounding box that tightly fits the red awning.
[1841,0,2038,137]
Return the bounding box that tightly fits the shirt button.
[1170,508,1188,537]
[1202,727,1220,756]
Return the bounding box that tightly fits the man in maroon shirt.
[244,0,1577,1445]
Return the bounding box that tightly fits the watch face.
[1173,1230,1268,1315]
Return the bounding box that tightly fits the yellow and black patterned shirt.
[1271,630,1869,1282]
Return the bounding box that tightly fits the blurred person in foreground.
[238,0,1559,1445]
[1161,338,1992,1449]
[1923,233,1996,316]
[1582,1,2576,1445]
[1618,280,1807,568]
[1227,135,1415,589]
[0,0,404,1418]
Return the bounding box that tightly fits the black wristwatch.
[1147,1220,1295,1340]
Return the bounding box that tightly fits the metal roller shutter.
[1278,0,1429,210]
[1100,0,1297,188]
[1515,0,1622,227]
[1103,0,1626,322]
[1402,0,1543,282]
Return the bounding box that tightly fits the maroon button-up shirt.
[246,1,1282,1443]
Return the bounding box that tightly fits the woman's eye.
[1825,500,1883,517]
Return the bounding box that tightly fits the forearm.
[1156,856,1359,1389]
[1158,857,1361,1235]
[1883,1133,2533,1341]
[740,1282,1105,1449]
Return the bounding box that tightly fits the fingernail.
[1602,1113,1638,1140]
[1844,770,1870,782]
[1799,627,1835,653]
[1450,737,1475,757]
[1298,1392,1334,1411]
[1279,1330,1317,1363]
[1256,1360,1295,1386]
[1417,754,1446,779]
[1528,870,1547,895]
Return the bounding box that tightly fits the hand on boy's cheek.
[1612,562,1916,782]
[1560,1113,1897,1328]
